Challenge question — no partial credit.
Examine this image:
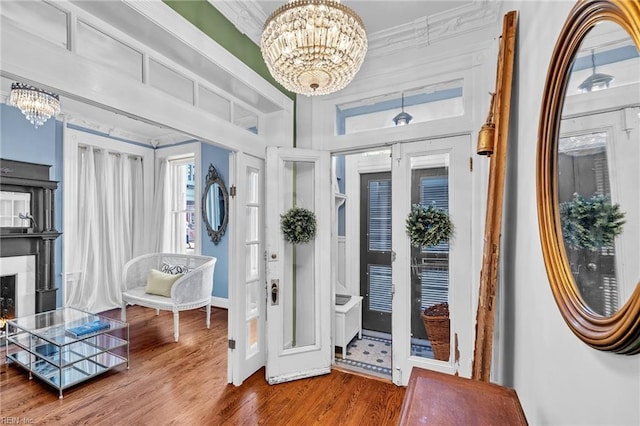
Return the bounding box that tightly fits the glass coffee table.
[5,307,129,399]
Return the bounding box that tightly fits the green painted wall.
[164,0,295,101]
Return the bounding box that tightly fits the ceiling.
[258,1,471,33]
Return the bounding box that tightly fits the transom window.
[335,79,464,135]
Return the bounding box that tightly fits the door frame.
[344,152,392,300]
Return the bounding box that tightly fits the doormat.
[335,335,392,377]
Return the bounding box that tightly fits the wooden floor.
[1,306,405,425]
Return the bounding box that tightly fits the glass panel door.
[410,164,450,360]
[281,160,316,349]
[391,136,473,385]
[360,173,392,333]
[229,153,265,386]
[265,147,331,384]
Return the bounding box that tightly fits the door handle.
[271,279,279,305]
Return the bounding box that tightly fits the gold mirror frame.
[537,0,640,354]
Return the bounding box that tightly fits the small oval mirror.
[202,164,228,245]
[206,183,225,231]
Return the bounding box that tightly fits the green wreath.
[405,204,453,248]
[559,193,625,251]
[280,207,317,244]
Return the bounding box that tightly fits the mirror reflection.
[559,21,640,316]
[0,191,31,228]
[205,183,225,231]
[201,164,228,245]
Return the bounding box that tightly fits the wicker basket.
[421,302,450,361]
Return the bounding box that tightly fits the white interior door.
[391,135,473,385]
[264,146,332,384]
[228,153,266,386]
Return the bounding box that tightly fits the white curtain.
[66,146,144,313]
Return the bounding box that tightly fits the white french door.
[264,146,332,384]
[228,153,266,386]
[391,135,473,385]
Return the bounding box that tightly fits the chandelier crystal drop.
[260,0,368,96]
[9,82,60,128]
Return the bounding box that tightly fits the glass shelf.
[8,350,127,389]
[8,333,127,367]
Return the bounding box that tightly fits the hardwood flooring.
[1,306,405,425]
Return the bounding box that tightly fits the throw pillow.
[145,269,183,297]
[160,262,193,275]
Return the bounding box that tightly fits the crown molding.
[215,0,502,56]
[368,1,502,57]
[210,0,267,44]
[63,115,155,146]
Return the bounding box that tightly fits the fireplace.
[0,159,61,316]
[0,275,16,333]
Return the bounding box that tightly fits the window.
[168,158,196,254]
[336,79,464,135]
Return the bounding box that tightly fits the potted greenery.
[405,203,454,361]
[559,193,625,251]
[280,206,317,244]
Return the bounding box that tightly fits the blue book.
[66,320,110,338]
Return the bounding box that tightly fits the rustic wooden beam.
[472,10,518,382]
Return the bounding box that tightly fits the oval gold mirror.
[538,0,640,354]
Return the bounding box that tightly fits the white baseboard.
[211,296,228,310]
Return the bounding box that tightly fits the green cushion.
[145,269,183,297]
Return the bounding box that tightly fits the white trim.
[211,296,229,310]
[211,0,267,44]
[125,1,291,113]
[344,151,392,298]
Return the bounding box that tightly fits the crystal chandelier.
[261,0,368,96]
[9,82,60,128]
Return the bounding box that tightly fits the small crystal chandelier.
[392,93,413,126]
[261,0,368,96]
[9,82,60,128]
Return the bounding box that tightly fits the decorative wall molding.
[368,1,502,57]
[210,0,267,43]
[63,115,188,148]
[216,0,502,57]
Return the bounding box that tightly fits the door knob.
[271,279,279,305]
